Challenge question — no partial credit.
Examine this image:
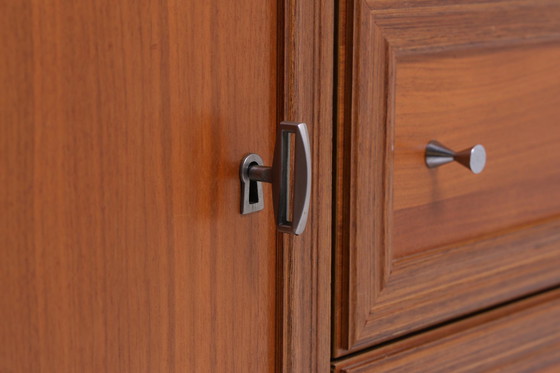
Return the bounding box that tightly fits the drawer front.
[334,0,560,356]
[333,289,560,373]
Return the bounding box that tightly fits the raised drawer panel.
[394,44,560,257]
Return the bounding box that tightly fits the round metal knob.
[425,140,486,174]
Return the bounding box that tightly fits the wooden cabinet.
[334,0,560,359]
[2,0,560,371]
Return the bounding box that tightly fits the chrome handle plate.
[240,121,311,235]
[425,140,487,174]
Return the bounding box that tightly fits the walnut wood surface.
[1,1,279,371]
[334,0,560,356]
[332,288,560,373]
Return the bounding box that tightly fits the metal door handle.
[425,140,487,174]
[240,122,311,235]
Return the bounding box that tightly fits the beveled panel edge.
[332,287,560,372]
[354,218,560,352]
[333,0,393,354]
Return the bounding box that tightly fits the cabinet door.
[334,0,560,356]
[0,1,278,371]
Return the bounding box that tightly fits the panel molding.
[333,288,560,372]
[334,0,560,357]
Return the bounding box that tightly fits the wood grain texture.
[276,0,334,371]
[332,288,560,373]
[334,0,560,357]
[0,0,278,371]
[394,43,560,257]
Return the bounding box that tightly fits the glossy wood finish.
[0,0,279,371]
[276,0,334,372]
[334,0,560,356]
[332,288,560,372]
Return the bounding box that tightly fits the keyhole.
[249,162,260,204]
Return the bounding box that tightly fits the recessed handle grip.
[240,121,311,235]
[271,122,311,235]
[425,140,487,174]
